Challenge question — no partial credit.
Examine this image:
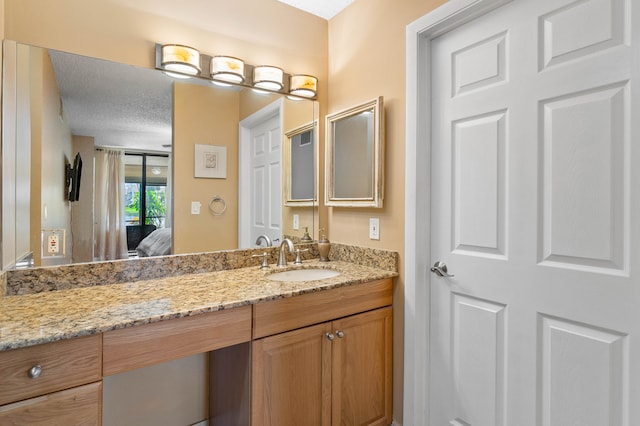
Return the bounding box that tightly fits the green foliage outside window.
[129,189,166,227]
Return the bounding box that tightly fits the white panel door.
[429,0,638,425]
[249,115,282,245]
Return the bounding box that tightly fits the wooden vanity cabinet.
[103,306,251,375]
[251,279,393,426]
[0,335,103,425]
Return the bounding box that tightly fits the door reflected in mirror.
[325,96,384,208]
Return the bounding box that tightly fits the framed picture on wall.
[194,144,227,179]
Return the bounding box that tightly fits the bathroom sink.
[267,268,340,282]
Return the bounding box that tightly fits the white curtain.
[94,149,127,261]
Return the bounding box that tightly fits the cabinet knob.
[336,330,345,338]
[326,332,335,341]
[28,364,42,379]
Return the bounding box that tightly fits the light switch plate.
[369,218,380,240]
[191,201,201,215]
[293,214,300,230]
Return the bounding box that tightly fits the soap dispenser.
[301,226,313,243]
[318,228,331,262]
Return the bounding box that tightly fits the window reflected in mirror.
[124,153,170,255]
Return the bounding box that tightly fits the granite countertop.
[0,260,397,352]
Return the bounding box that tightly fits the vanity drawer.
[253,278,392,339]
[103,305,252,375]
[0,381,102,425]
[0,334,102,406]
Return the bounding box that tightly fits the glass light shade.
[161,44,201,76]
[289,74,318,98]
[253,65,284,91]
[211,56,245,83]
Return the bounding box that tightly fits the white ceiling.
[277,0,353,20]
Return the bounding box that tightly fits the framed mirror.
[325,96,384,208]
[284,122,318,206]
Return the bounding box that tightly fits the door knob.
[430,261,454,277]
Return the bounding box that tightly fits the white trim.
[403,1,512,424]
[238,98,283,249]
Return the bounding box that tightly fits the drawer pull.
[336,330,345,338]
[326,333,335,341]
[28,364,42,379]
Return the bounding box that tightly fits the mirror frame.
[325,96,384,208]
[284,121,318,206]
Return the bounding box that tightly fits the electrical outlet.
[369,218,380,240]
[47,234,60,254]
[293,214,300,230]
[191,201,201,215]
[42,229,65,257]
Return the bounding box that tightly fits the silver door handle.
[430,261,454,277]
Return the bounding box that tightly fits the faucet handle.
[252,252,270,270]
[294,248,310,265]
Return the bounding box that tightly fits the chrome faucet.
[255,234,272,247]
[277,238,295,267]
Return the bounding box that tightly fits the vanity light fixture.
[253,65,284,91]
[161,44,201,77]
[211,56,245,85]
[289,74,318,98]
[154,43,317,99]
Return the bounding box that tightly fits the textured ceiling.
[49,50,173,152]
[277,0,353,19]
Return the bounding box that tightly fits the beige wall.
[28,47,73,267]
[327,0,447,422]
[71,135,95,263]
[282,99,318,241]
[173,82,240,253]
[3,0,327,91]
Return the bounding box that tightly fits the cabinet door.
[252,322,332,426]
[332,307,392,426]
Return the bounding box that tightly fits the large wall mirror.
[325,96,384,208]
[1,40,319,270]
